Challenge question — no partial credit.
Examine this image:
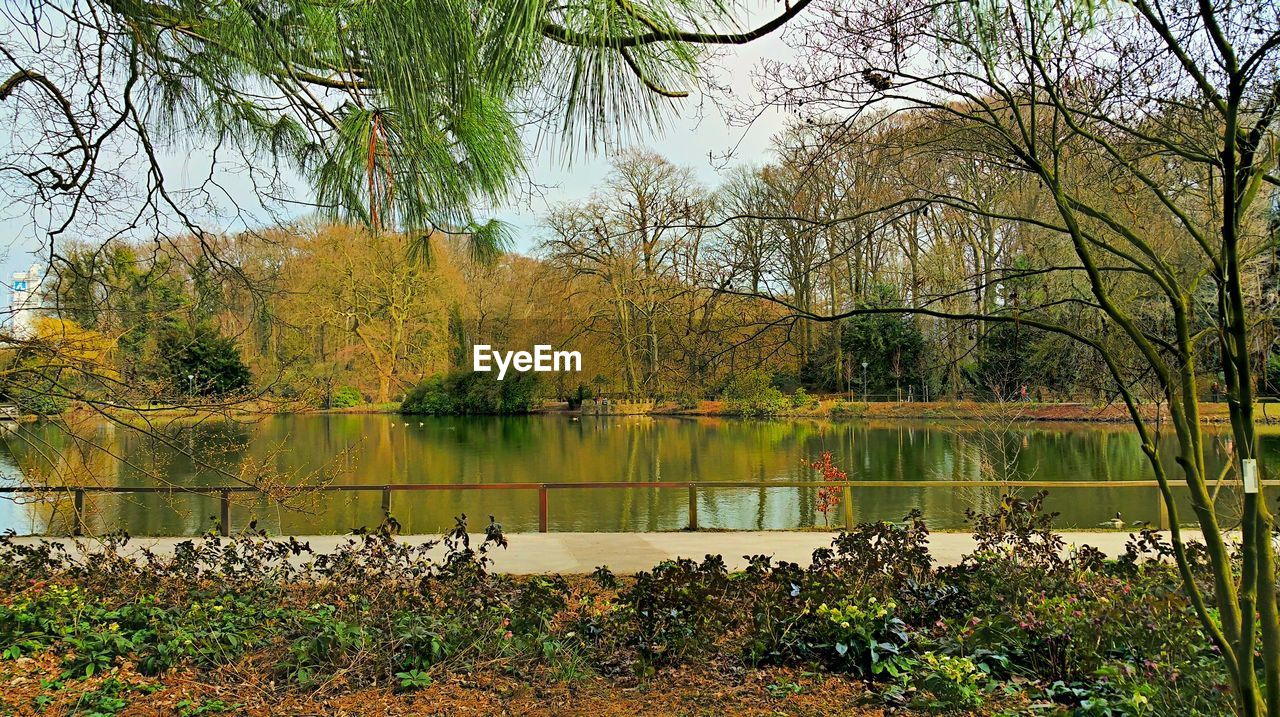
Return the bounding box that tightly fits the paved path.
[10,530,1197,574]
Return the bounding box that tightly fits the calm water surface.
[0,414,1256,535]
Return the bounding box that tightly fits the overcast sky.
[0,23,796,286]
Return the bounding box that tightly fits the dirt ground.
[0,650,987,716]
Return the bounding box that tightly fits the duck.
[1099,512,1125,529]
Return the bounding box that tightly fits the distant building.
[9,264,43,339]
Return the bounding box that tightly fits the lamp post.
[187,373,194,397]
[861,361,868,402]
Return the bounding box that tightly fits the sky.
[490,31,795,252]
[0,20,797,294]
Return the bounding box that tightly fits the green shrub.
[11,383,69,416]
[396,668,433,690]
[282,604,372,685]
[721,370,789,417]
[329,385,364,408]
[829,400,866,419]
[158,322,252,397]
[1,356,71,415]
[402,370,541,415]
[790,387,819,410]
[810,598,913,679]
[916,652,984,709]
[770,371,803,393]
[401,376,454,415]
[623,556,732,666]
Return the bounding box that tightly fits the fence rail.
[3,479,1263,537]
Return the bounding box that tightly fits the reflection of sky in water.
[0,436,38,534]
[0,415,1249,536]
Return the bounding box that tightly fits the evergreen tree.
[158,323,252,398]
[811,284,924,395]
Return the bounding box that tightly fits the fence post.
[843,485,854,531]
[73,488,85,537]
[538,485,548,533]
[381,486,392,516]
[220,490,231,537]
[687,484,698,530]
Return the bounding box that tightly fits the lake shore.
[569,398,1277,423]
[71,397,1278,424]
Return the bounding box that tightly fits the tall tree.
[544,151,712,394]
[289,224,452,403]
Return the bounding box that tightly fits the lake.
[0,413,1253,536]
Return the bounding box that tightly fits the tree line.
[16,129,1274,412]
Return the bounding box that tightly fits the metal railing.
[1,479,1259,537]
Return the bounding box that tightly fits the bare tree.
[736,0,1280,711]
